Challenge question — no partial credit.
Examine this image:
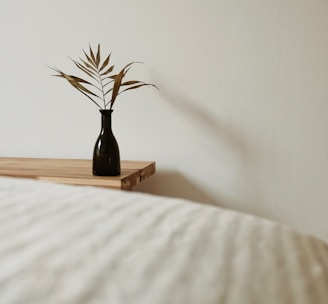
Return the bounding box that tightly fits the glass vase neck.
[100,109,113,114]
[100,109,113,129]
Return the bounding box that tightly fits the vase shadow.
[134,170,220,207]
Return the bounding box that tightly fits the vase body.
[93,109,121,176]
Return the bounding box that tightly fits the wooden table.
[0,157,155,190]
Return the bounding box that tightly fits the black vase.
[93,109,121,176]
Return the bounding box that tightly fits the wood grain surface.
[0,157,155,190]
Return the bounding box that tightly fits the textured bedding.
[0,176,327,304]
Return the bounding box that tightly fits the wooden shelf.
[0,157,155,190]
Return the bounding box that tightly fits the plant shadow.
[140,73,261,213]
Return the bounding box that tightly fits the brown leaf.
[50,47,156,110]
[107,74,118,80]
[119,83,156,94]
[100,65,114,76]
[122,61,138,72]
[110,69,125,108]
[79,58,98,73]
[58,70,98,97]
[121,80,143,86]
[69,75,92,84]
[99,53,111,72]
[95,43,101,67]
[71,59,98,81]
[89,44,97,67]
[83,49,97,69]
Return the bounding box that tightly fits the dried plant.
[50,44,157,110]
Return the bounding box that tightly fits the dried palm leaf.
[50,44,157,110]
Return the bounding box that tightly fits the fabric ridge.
[0,176,327,304]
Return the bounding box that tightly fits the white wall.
[1,0,328,241]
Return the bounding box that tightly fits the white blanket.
[0,176,327,304]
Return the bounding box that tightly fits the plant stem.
[77,89,102,109]
[97,71,106,109]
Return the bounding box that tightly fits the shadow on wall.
[134,170,220,207]
[155,80,252,170]
[141,74,258,211]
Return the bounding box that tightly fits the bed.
[0,176,327,304]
